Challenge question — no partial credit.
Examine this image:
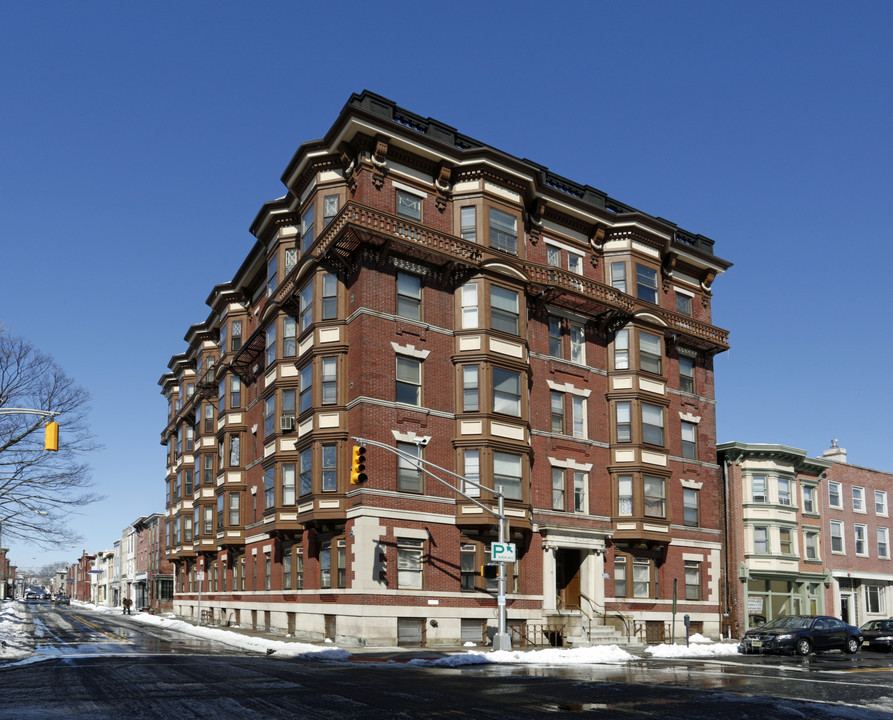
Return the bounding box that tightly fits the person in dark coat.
[122,597,133,615]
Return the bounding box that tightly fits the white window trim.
[855,523,869,557]
[391,180,428,199]
[830,520,846,554]
[853,486,867,514]
[828,481,843,509]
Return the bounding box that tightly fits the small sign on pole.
[490,542,516,563]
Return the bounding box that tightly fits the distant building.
[132,513,173,611]
[160,91,732,646]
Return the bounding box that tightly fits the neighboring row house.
[719,440,893,635]
[159,90,732,647]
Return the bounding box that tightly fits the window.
[548,317,563,357]
[462,365,479,412]
[547,245,560,267]
[779,528,792,555]
[336,539,346,588]
[320,540,331,589]
[614,329,629,370]
[567,252,583,276]
[217,495,224,530]
[264,467,275,509]
[463,449,480,498]
[266,255,278,297]
[830,520,844,553]
[396,356,421,406]
[300,281,313,332]
[642,403,664,446]
[570,323,585,364]
[323,195,339,227]
[397,271,422,320]
[802,485,816,514]
[492,367,521,416]
[828,481,842,508]
[460,283,478,329]
[321,357,337,405]
[460,544,477,590]
[552,468,565,511]
[753,526,768,553]
[203,506,213,535]
[877,490,888,516]
[299,363,312,413]
[633,558,650,598]
[550,391,564,434]
[681,421,696,459]
[397,538,424,589]
[571,396,585,439]
[301,204,315,252]
[203,404,214,434]
[683,488,699,526]
[494,452,523,501]
[284,247,297,276]
[616,402,631,443]
[228,492,240,526]
[643,476,665,518]
[185,426,194,453]
[777,477,791,506]
[264,396,275,438]
[490,285,519,334]
[618,475,633,516]
[299,448,312,495]
[228,434,240,467]
[684,561,700,600]
[752,476,767,503]
[878,527,890,559]
[853,486,866,512]
[614,556,627,597]
[676,292,692,317]
[283,317,297,357]
[322,272,338,319]
[282,464,296,505]
[295,547,303,589]
[867,585,883,614]
[573,471,586,513]
[636,264,658,304]
[396,190,421,221]
[855,524,868,556]
[282,389,295,427]
[804,530,819,560]
[489,207,518,254]
[321,443,337,492]
[283,548,292,590]
[230,320,242,352]
[639,331,662,374]
[679,356,695,394]
[265,325,276,366]
[397,441,422,493]
[610,262,626,293]
[460,206,476,241]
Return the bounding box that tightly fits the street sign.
[87,570,102,574]
[490,542,516,562]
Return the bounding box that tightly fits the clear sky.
[2,1,891,569]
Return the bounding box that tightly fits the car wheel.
[844,637,860,654]
[796,638,812,656]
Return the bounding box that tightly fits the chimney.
[823,438,847,464]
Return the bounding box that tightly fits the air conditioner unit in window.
[280,415,295,432]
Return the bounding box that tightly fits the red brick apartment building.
[132,513,174,612]
[719,440,893,636]
[159,91,732,647]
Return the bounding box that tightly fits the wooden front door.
[556,548,583,609]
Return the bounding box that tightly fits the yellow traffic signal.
[350,444,368,484]
[45,421,59,452]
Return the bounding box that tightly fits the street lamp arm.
[0,409,61,418]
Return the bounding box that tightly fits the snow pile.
[646,640,741,658]
[0,600,37,660]
[410,644,636,667]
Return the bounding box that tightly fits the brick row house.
[719,440,893,635]
[159,91,732,646]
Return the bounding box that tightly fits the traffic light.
[44,421,59,452]
[350,444,368,484]
[480,564,498,579]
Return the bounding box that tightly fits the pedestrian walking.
[122,597,133,615]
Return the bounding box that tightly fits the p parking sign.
[490,542,516,562]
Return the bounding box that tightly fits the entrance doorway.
[841,594,852,624]
[556,548,583,610]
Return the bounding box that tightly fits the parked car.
[740,615,863,656]
[52,594,70,606]
[860,619,893,652]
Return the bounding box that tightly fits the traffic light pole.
[353,437,513,651]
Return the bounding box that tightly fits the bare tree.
[0,326,103,548]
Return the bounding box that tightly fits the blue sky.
[2,1,891,569]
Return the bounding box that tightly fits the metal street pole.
[492,492,511,651]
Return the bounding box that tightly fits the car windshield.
[759,616,813,630]
[863,620,893,632]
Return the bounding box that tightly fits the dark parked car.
[860,619,893,652]
[52,594,70,606]
[740,615,862,656]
